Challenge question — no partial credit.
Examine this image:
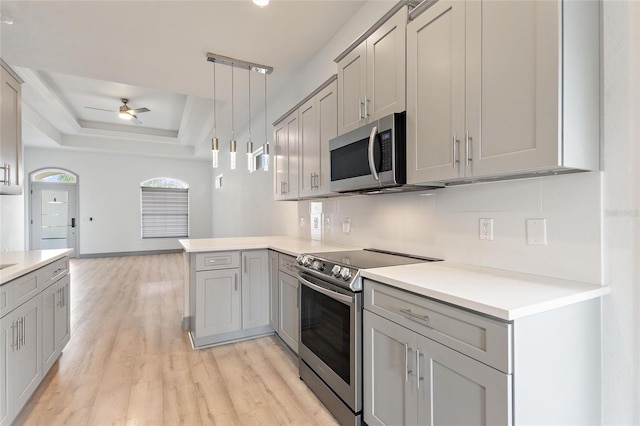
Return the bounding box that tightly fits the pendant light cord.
[248,70,252,142]
[264,72,267,144]
[212,63,217,137]
[231,66,235,140]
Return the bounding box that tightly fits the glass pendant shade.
[247,141,254,171]
[263,143,270,172]
[230,139,237,170]
[211,137,219,168]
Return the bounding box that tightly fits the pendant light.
[211,62,219,168]
[230,65,237,170]
[262,71,270,172]
[247,70,254,171]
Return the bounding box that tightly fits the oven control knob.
[311,260,324,271]
[331,265,342,277]
[296,254,304,264]
[302,256,313,267]
[340,267,352,281]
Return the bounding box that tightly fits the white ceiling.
[0,0,367,159]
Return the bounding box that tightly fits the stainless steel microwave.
[330,112,406,193]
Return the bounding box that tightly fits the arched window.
[31,168,77,183]
[140,177,189,239]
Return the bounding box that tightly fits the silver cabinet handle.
[10,321,17,351]
[1,163,10,185]
[21,317,25,347]
[399,308,430,324]
[364,96,370,118]
[234,273,238,291]
[62,287,65,307]
[368,125,379,181]
[465,131,472,168]
[451,133,460,169]
[53,267,65,275]
[416,349,422,389]
[359,99,364,120]
[405,344,409,383]
[244,256,248,274]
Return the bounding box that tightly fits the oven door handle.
[368,125,379,181]
[298,274,354,304]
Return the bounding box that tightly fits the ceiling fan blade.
[131,115,143,126]
[85,106,116,112]
[127,107,150,115]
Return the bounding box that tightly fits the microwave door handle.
[368,125,379,181]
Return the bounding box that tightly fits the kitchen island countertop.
[0,249,74,285]
[179,236,358,257]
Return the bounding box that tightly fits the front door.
[30,182,78,257]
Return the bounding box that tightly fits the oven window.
[301,283,351,384]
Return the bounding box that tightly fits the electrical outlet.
[479,218,494,240]
[299,217,305,228]
[526,219,547,245]
[342,218,351,234]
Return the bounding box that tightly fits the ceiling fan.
[85,98,150,125]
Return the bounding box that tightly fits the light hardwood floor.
[15,254,338,426]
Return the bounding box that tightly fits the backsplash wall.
[297,172,602,284]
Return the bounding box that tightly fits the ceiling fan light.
[253,0,269,7]
[119,112,132,120]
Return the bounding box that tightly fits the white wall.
[601,2,640,423]
[298,172,602,284]
[24,147,212,256]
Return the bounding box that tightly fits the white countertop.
[0,249,74,285]
[361,261,610,321]
[179,236,358,257]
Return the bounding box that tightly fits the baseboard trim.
[78,249,182,259]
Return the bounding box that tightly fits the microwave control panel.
[380,130,393,172]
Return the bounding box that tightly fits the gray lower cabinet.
[0,255,70,426]
[195,268,241,337]
[190,250,272,347]
[364,279,602,425]
[278,271,299,353]
[42,274,70,373]
[364,310,510,426]
[268,250,279,331]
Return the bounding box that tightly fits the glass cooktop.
[307,249,441,270]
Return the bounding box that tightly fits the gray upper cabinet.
[0,60,23,195]
[337,7,407,136]
[299,80,337,198]
[407,0,600,185]
[273,110,299,200]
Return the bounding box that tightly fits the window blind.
[141,187,189,238]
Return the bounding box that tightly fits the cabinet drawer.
[278,254,297,275]
[38,258,69,290]
[364,279,512,373]
[0,281,13,318]
[13,272,39,309]
[195,252,240,271]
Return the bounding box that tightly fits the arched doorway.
[29,168,79,257]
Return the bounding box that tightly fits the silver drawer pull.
[399,308,430,324]
[53,267,65,275]
[207,259,218,263]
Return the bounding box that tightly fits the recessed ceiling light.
[253,0,269,7]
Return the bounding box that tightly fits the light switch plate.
[342,218,351,234]
[526,219,547,245]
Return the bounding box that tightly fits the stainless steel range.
[295,249,441,425]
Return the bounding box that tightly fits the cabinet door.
[466,0,559,177]
[367,7,407,122]
[277,271,299,353]
[316,80,338,196]
[41,283,57,372]
[407,0,466,184]
[364,311,417,426]
[55,275,70,354]
[285,112,299,199]
[337,43,367,135]
[241,250,269,329]
[416,334,512,426]
[298,97,319,198]
[268,251,279,331]
[195,269,241,338]
[12,294,42,413]
[0,65,22,195]
[273,121,288,200]
[0,314,12,426]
